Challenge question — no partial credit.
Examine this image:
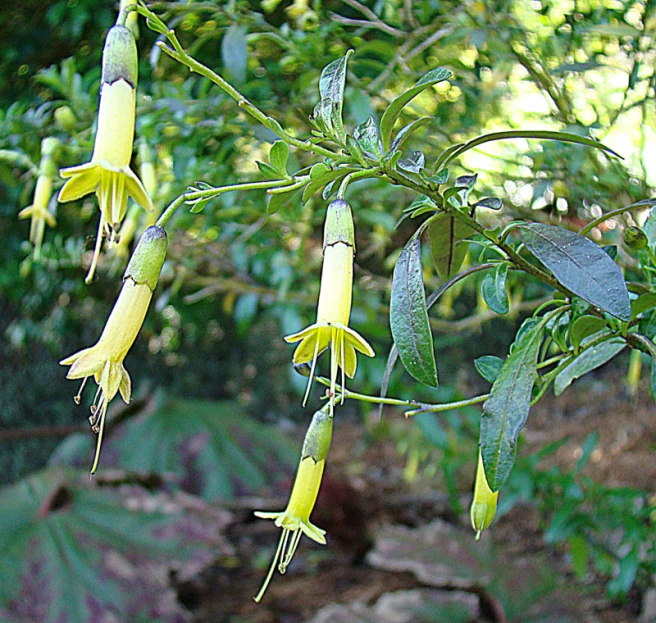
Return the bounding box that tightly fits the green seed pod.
[124,225,168,290]
[301,407,333,463]
[102,24,138,88]
[623,226,648,251]
[323,199,355,251]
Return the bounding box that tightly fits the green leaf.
[481,263,509,314]
[256,160,280,179]
[389,116,433,153]
[398,150,425,174]
[51,397,297,501]
[380,67,452,151]
[481,322,544,491]
[427,213,474,280]
[353,116,384,160]
[433,130,621,175]
[518,223,631,322]
[639,308,656,340]
[475,197,503,211]
[221,24,248,84]
[570,315,607,350]
[269,141,289,176]
[302,167,358,203]
[428,168,449,185]
[554,337,625,395]
[0,469,230,623]
[474,355,504,384]
[390,237,438,387]
[631,292,656,318]
[318,50,353,139]
[403,194,437,219]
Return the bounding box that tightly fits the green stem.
[404,393,489,416]
[337,168,381,199]
[578,200,656,236]
[136,4,351,164]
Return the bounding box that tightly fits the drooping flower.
[470,450,499,539]
[254,406,333,602]
[285,199,374,411]
[18,138,59,259]
[58,23,152,283]
[60,225,167,474]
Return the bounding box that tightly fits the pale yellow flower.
[470,450,499,539]
[285,200,374,411]
[254,408,332,602]
[60,225,167,473]
[58,24,152,283]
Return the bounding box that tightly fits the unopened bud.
[624,226,648,251]
[124,225,168,290]
[102,24,138,88]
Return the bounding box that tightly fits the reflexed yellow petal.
[292,334,319,365]
[284,323,320,343]
[58,164,101,202]
[100,360,122,402]
[118,364,131,403]
[342,342,357,378]
[18,205,34,220]
[124,166,154,212]
[254,511,284,520]
[343,325,375,357]
[299,521,327,544]
[62,347,104,379]
[43,211,57,228]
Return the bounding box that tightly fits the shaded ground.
[178,367,655,623]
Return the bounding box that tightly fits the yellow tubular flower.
[470,450,499,540]
[285,200,374,411]
[254,407,333,602]
[18,138,59,258]
[60,225,167,474]
[58,24,152,283]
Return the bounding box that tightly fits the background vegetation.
[1,1,655,622]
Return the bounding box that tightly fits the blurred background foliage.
[1,0,655,616]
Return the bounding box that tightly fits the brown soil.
[184,367,655,623]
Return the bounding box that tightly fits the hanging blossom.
[58,22,152,283]
[254,406,333,602]
[470,450,499,540]
[60,225,167,474]
[285,199,374,412]
[18,137,59,259]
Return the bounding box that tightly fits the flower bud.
[470,451,499,540]
[624,226,648,251]
[124,225,168,290]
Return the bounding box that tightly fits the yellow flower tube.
[285,199,374,411]
[60,225,167,474]
[58,23,152,283]
[470,450,499,540]
[18,137,59,258]
[254,406,333,602]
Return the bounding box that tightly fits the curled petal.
[118,364,131,403]
[343,325,375,357]
[342,342,357,378]
[299,520,327,544]
[61,347,104,379]
[124,165,153,212]
[58,163,101,202]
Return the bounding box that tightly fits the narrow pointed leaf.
[319,50,352,137]
[518,223,631,321]
[390,116,433,153]
[554,337,625,395]
[481,263,510,314]
[380,67,452,151]
[481,322,544,491]
[428,214,474,280]
[390,237,438,387]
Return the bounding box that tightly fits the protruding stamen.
[253,529,287,603]
[280,529,303,573]
[302,333,321,407]
[74,377,88,405]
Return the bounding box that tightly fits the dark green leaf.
[434,130,621,173]
[398,150,425,173]
[474,355,505,384]
[428,168,449,185]
[390,237,438,387]
[428,213,474,280]
[302,167,357,203]
[481,263,509,314]
[639,308,656,340]
[353,116,384,160]
[389,116,433,153]
[221,24,248,84]
[481,322,544,491]
[570,315,607,350]
[554,337,625,395]
[518,223,631,321]
[380,67,452,150]
[403,194,437,218]
[475,197,503,210]
[632,292,656,318]
[269,140,289,176]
